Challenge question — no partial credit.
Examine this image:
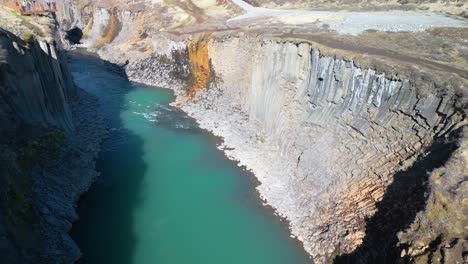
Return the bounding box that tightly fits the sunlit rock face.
[49,0,467,263]
[179,36,467,263]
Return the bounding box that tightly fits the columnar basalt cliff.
[178,36,467,263]
[32,0,468,262]
[0,30,75,134]
[95,32,467,262]
[0,25,106,263]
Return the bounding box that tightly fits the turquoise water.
[69,53,310,264]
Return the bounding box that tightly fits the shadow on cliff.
[68,52,146,264]
[334,127,463,264]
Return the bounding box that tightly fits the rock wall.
[396,131,467,263]
[177,36,467,263]
[51,1,467,262]
[0,29,106,263]
[101,29,466,262]
[0,29,75,134]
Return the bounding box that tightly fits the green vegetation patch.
[21,31,33,42]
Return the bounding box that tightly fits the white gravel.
[229,0,468,35]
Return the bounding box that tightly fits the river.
[68,52,310,264]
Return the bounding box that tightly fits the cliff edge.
[3,0,465,263]
[0,10,106,263]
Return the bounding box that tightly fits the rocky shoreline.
[43,0,468,262]
[32,88,107,263]
[120,35,467,263]
[61,32,466,262]
[0,13,107,261]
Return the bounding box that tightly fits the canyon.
[0,0,467,263]
[0,9,106,262]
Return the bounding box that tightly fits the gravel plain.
[229,0,468,35]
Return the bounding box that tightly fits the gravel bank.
[229,0,468,35]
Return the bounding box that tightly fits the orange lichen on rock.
[82,17,94,38]
[186,34,211,99]
[94,7,121,48]
[2,2,20,12]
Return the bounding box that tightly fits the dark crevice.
[334,126,463,264]
[65,27,83,45]
[426,235,443,263]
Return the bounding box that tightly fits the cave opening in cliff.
[65,27,83,44]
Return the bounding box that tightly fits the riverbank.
[175,37,467,263]
[0,15,107,261]
[50,0,468,262]
[100,32,467,262]
[33,88,107,262]
[67,52,312,264]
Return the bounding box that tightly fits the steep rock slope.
[53,0,467,263]
[177,36,467,263]
[104,29,468,263]
[56,0,242,47]
[0,30,75,134]
[0,26,106,263]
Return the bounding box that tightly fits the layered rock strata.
[52,0,467,262]
[179,37,467,263]
[120,34,467,263]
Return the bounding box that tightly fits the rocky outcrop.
[177,36,467,263]
[85,26,467,262]
[396,130,468,264]
[0,28,106,263]
[51,1,467,263]
[0,29,75,134]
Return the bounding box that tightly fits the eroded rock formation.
[0,29,75,134]
[8,0,466,262]
[91,28,467,262]
[0,24,106,263]
[178,36,467,263]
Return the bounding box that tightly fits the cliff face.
[0,27,106,263]
[52,0,467,263]
[0,30,75,134]
[110,32,467,262]
[179,36,467,263]
[55,0,242,49]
